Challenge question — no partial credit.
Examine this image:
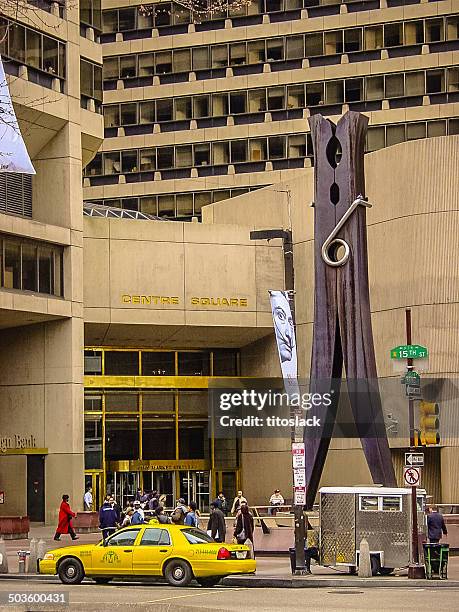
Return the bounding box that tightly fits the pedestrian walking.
[230,491,247,515]
[207,502,226,542]
[99,495,119,540]
[234,504,254,557]
[154,506,171,524]
[216,492,228,516]
[184,501,200,527]
[148,491,159,512]
[427,505,448,543]
[54,495,78,541]
[83,486,93,511]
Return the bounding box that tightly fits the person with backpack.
[184,501,199,527]
[154,506,171,524]
[171,498,188,524]
[234,503,254,556]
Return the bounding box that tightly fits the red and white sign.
[0,491,4,504]
[294,487,306,505]
[292,442,305,468]
[403,466,421,487]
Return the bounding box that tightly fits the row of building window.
[85,134,311,177]
[84,187,263,219]
[28,0,65,18]
[100,0,419,37]
[0,234,63,296]
[85,389,209,415]
[0,17,66,78]
[84,349,238,377]
[103,15,459,82]
[84,117,459,191]
[102,67,459,131]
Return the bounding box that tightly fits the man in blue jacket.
[427,506,448,543]
[99,496,119,540]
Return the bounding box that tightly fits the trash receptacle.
[289,547,308,573]
[423,543,449,579]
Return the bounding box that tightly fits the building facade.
[83,0,459,219]
[0,0,458,523]
[0,0,103,522]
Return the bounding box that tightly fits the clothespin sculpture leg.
[305,112,397,509]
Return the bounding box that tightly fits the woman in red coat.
[54,495,79,541]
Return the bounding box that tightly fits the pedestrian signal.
[417,401,440,446]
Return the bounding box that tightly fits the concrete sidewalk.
[1,525,457,588]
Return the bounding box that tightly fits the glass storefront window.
[84,393,102,411]
[213,350,238,376]
[178,352,210,376]
[178,390,208,416]
[104,351,139,375]
[179,426,207,459]
[142,391,175,412]
[142,419,175,459]
[85,415,102,469]
[105,392,138,412]
[142,352,175,376]
[105,416,139,460]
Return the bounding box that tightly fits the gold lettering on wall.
[121,294,248,308]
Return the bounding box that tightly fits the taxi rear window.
[140,528,171,546]
[182,528,214,544]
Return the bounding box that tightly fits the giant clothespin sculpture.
[305,112,396,509]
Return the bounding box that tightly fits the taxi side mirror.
[103,539,108,547]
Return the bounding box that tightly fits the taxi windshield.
[181,528,215,544]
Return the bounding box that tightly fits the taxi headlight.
[43,553,55,560]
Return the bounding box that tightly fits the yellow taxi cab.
[39,523,256,587]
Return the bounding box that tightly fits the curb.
[221,575,459,588]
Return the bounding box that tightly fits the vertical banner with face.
[269,290,297,381]
[0,57,35,174]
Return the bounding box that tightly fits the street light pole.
[405,308,426,580]
[250,228,306,574]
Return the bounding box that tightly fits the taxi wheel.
[196,577,221,587]
[58,558,85,585]
[93,577,112,584]
[164,559,193,587]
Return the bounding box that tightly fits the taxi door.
[91,528,141,575]
[132,527,173,575]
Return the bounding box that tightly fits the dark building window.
[105,417,139,460]
[80,0,102,31]
[80,58,103,112]
[104,351,139,375]
[0,234,63,296]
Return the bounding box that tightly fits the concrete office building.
[0,0,103,522]
[84,0,459,219]
[1,0,458,523]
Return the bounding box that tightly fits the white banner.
[269,290,297,382]
[0,57,35,174]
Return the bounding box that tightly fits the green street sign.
[390,345,429,360]
[402,371,421,386]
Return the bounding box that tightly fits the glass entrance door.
[179,471,210,512]
[142,471,175,510]
[85,472,104,510]
[107,472,140,509]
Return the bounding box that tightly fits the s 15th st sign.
[390,345,428,360]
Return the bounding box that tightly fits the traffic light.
[416,401,440,446]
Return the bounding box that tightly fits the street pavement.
[0,579,458,611]
[1,525,458,611]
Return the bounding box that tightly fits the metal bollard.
[0,538,8,573]
[17,550,30,574]
[28,539,38,574]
